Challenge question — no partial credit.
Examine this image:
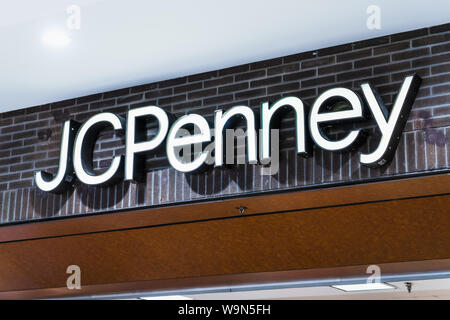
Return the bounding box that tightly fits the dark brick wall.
[0,24,449,224]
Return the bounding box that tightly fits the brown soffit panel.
[2,258,450,300]
[0,193,448,298]
[0,173,449,243]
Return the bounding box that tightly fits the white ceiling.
[1,0,449,113]
[109,277,450,300]
[182,278,450,300]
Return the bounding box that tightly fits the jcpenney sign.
[35,74,421,193]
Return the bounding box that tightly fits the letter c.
[73,112,125,186]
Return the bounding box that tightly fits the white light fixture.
[331,282,396,292]
[42,29,71,47]
[140,295,193,300]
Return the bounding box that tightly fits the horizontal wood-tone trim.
[0,173,448,243]
[3,258,450,300]
[0,192,448,298]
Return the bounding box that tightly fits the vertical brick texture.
[0,23,449,224]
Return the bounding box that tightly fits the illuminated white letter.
[360,74,421,167]
[35,120,79,193]
[310,88,365,151]
[214,106,257,166]
[73,112,125,186]
[125,106,169,181]
[166,114,211,172]
[261,96,310,162]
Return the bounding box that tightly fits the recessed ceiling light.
[140,295,193,300]
[331,282,396,292]
[42,30,71,47]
